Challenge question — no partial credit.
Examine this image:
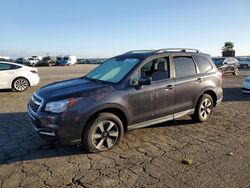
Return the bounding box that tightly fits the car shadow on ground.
[0,89,13,92]
[0,112,196,165]
[0,112,87,165]
[223,87,250,102]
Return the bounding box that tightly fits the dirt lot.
[0,65,250,188]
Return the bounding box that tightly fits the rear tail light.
[31,70,38,74]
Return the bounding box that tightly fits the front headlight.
[45,98,79,113]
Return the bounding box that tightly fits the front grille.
[30,100,40,112]
[29,94,43,113]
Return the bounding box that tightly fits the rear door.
[172,55,199,115]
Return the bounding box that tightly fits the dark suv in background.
[28,48,223,152]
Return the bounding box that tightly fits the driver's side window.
[130,60,154,85]
[130,57,169,85]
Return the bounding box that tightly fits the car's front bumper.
[27,101,85,145]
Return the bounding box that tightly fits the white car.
[0,61,40,91]
[24,57,39,67]
[242,76,250,93]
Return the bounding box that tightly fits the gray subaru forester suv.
[27,48,223,152]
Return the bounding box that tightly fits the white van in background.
[59,55,77,66]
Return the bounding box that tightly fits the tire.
[243,64,248,69]
[12,77,29,92]
[82,113,124,153]
[192,94,214,123]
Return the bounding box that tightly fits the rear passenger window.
[0,63,11,70]
[193,55,212,73]
[0,63,21,70]
[173,56,196,78]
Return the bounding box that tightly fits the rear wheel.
[12,78,29,92]
[82,113,124,153]
[243,64,248,69]
[192,94,213,123]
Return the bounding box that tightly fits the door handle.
[196,78,203,83]
[165,85,174,91]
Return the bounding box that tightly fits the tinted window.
[173,56,196,78]
[0,63,11,70]
[11,65,21,69]
[0,63,21,70]
[194,55,213,73]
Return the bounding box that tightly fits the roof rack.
[123,50,156,55]
[155,48,201,53]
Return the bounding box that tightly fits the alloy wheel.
[199,98,212,120]
[91,120,119,150]
[14,78,29,91]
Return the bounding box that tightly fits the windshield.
[212,58,224,65]
[85,58,140,83]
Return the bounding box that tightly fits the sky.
[0,0,249,58]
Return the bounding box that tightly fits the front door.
[128,56,175,125]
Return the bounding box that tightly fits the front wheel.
[12,78,29,92]
[192,94,213,123]
[82,113,124,153]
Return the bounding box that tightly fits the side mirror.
[138,76,152,86]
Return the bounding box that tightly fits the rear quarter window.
[11,65,21,69]
[193,55,213,74]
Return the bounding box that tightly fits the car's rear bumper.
[30,75,40,86]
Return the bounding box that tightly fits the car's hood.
[35,78,113,101]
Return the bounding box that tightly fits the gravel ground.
[0,65,250,188]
